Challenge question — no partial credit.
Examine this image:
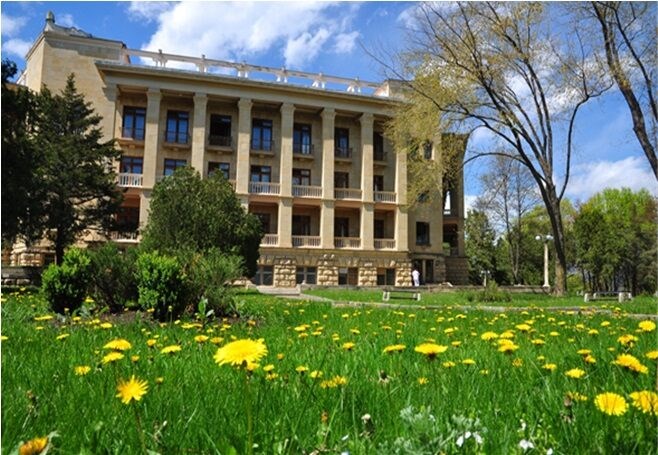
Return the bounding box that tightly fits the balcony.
[292,236,321,248]
[251,139,275,157]
[164,132,191,148]
[374,151,387,164]
[293,143,314,158]
[208,135,232,149]
[374,239,396,250]
[334,188,362,200]
[292,185,322,198]
[334,237,361,249]
[260,233,278,246]
[118,173,143,188]
[334,147,353,161]
[109,231,140,243]
[374,191,397,203]
[249,182,280,195]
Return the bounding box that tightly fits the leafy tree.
[465,209,503,284]
[140,167,263,277]
[34,75,122,264]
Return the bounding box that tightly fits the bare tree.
[387,2,611,295]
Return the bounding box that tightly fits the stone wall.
[317,254,338,286]
[396,260,413,286]
[273,257,296,288]
[358,261,378,286]
[445,256,469,285]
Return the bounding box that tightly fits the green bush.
[466,282,512,303]
[88,243,138,313]
[185,249,243,317]
[41,248,91,314]
[135,251,188,321]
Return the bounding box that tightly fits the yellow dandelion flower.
[350,329,361,335]
[262,364,275,372]
[414,343,448,359]
[612,354,648,374]
[462,358,476,365]
[18,436,48,455]
[310,370,323,379]
[56,333,70,341]
[542,363,557,372]
[515,324,532,332]
[266,372,279,380]
[498,342,519,354]
[210,337,223,345]
[481,331,499,341]
[99,322,113,329]
[131,355,140,363]
[417,377,429,385]
[277,353,285,360]
[629,391,658,416]
[103,339,132,351]
[115,375,148,404]
[638,320,656,332]
[383,344,406,354]
[443,361,456,368]
[194,335,209,343]
[512,358,523,367]
[214,338,268,367]
[342,342,356,351]
[102,352,124,364]
[146,339,157,347]
[531,339,545,345]
[565,368,585,379]
[451,341,462,347]
[296,365,309,374]
[74,365,92,376]
[584,354,596,364]
[479,369,489,375]
[594,392,628,416]
[298,332,309,339]
[160,345,182,354]
[618,334,638,346]
[0,335,7,341]
[566,391,588,402]
[577,349,592,355]
[588,329,599,335]
[294,324,309,332]
[155,377,164,384]
[645,350,658,360]
[34,315,54,322]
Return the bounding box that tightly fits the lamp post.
[480,269,490,287]
[535,234,553,288]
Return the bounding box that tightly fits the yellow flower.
[512,358,523,367]
[481,331,498,341]
[276,353,285,360]
[565,368,585,379]
[566,391,588,402]
[102,352,124,364]
[383,344,406,354]
[115,375,148,404]
[194,335,209,343]
[442,361,456,368]
[146,339,157,347]
[542,363,557,372]
[310,370,323,379]
[56,333,69,341]
[451,341,461,347]
[576,349,591,355]
[18,436,48,455]
[584,355,596,364]
[515,324,532,332]
[612,354,648,374]
[131,355,140,363]
[34,315,53,321]
[497,342,519,354]
[100,322,113,329]
[588,329,599,335]
[594,392,628,416]
[103,338,132,351]
[262,364,275,372]
[155,377,164,384]
[0,335,7,341]
[618,334,638,346]
[462,358,476,365]
[638,320,656,332]
[531,339,545,346]
[320,375,348,388]
[417,377,429,385]
[600,321,611,327]
[210,337,223,345]
[160,345,182,354]
[629,391,658,416]
[296,365,309,374]
[214,338,268,367]
[342,342,356,351]
[414,343,448,359]
[645,350,658,360]
[74,365,91,376]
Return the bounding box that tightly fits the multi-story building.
[13,13,468,287]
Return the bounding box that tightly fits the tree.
[35,75,122,264]
[590,2,657,180]
[388,3,611,295]
[465,209,499,284]
[140,167,263,277]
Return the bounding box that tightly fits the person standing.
[412,267,420,287]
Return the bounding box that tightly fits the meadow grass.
[2,290,657,454]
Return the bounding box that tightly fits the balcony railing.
[121,127,145,141]
[292,236,321,248]
[374,191,397,203]
[260,234,278,246]
[118,173,143,188]
[374,151,387,162]
[334,188,362,200]
[334,237,361,249]
[249,181,280,195]
[374,239,396,250]
[334,147,353,159]
[110,231,140,242]
[251,139,275,152]
[293,143,314,155]
[208,135,232,147]
[292,185,322,198]
[164,131,190,145]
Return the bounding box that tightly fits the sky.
[2,1,656,210]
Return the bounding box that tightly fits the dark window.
[425,259,435,283]
[251,265,273,286]
[335,127,350,157]
[334,172,349,188]
[208,161,230,179]
[209,114,231,146]
[165,111,189,144]
[293,123,312,154]
[253,213,271,233]
[377,268,396,286]
[122,107,146,140]
[292,169,311,186]
[116,206,139,232]
[292,215,311,236]
[296,266,317,285]
[334,217,349,237]
[373,132,385,161]
[373,175,384,192]
[250,165,271,182]
[121,156,143,174]
[423,141,432,160]
[252,119,273,151]
[374,219,385,238]
[338,267,358,285]
[416,222,430,245]
[164,158,187,176]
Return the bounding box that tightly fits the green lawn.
[2,290,657,453]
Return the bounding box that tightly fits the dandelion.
[131,355,140,363]
[565,368,585,379]
[146,339,157,347]
[542,363,557,372]
[103,338,132,351]
[194,335,209,343]
[414,343,448,359]
[383,344,406,354]
[629,391,658,416]
[443,361,456,368]
[594,392,628,416]
[102,352,124,364]
[310,370,323,379]
[34,315,53,321]
[262,364,275,373]
[18,436,48,455]
[0,335,7,341]
[116,376,149,404]
[481,331,498,341]
[462,358,476,365]
[515,324,532,332]
[56,333,69,341]
[576,349,591,355]
[99,322,113,329]
[155,377,164,384]
[214,338,268,367]
[498,342,519,354]
[638,320,656,332]
[342,342,356,351]
[296,365,309,374]
[531,339,545,345]
[645,350,658,360]
[512,358,523,367]
[74,365,92,376]
[617,334,638,346]
[612,354,648,374]
[160,345,182,354]
[566,391,588,402]
[417,377,429,385]
[588,329,599,335]
[210,337,223,345]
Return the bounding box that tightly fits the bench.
[584,291,633,303]
[382,288,422,302]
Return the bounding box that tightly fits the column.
[236,98,252,196]
[360,203,374,250]
[320,108,335,249]
[279,103,294,197]
[395,143,408,251]
[320,200,335,249]
[142,89,161,189]
[278,198,293,248]
[102,84,119,141]
[191,93,208,175]
[139,192,151,232]
[395,206,408,251]
[360,113,374,203]
[456,168,465,255]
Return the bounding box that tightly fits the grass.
[2,289,657,453]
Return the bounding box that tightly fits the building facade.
[14,14,468,286]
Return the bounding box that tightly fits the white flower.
[519,439,535,450]
[456,435,465,448]
[546,449,554,455]
[473,432,483,444]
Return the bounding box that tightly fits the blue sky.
[2,1,656,207]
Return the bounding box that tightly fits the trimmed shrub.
[466,282,512,303]
[186,249,243,317]
[88,243,138,313]
[41,248,91,314]
[135,251,188,321]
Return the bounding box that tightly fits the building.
[13,13,468,287]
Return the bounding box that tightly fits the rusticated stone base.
[358,262,378,286]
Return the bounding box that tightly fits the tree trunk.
[544,189,568,296]
[54,230,65,265]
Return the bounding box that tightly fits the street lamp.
[535,234,553,288]
[480,269,491,287]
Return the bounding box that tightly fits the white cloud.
[567,156,658,201]
[57,13,76,28]
[464,194,478,216]
[333,31,359,54]
[1,14,27,37]
[127,2,175,23]
[2,38,31,58]
[133,2,360,70]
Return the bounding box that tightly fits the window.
[121,156,143,174]
[334,172,349,188]
[374,219,385,238]
[373,132,385,161]
[424,260,435,283]
[122,107,146,140]
[209,114,231,146]
[423,141,433,160]
[251,265,273,286]
[292,169,311,186]
[165,111,189,144]
[253,213,271,233]
[444,191,452,214]
[116,206,139,232]
[208,161,230,180]
[293,123,312,154]
[296,266,317,285]
[416,222,430,245]
[338,267,358,285]
[250,165,271,182]
[377,268,396,286]
[164,158,187,176]
[252,119,273,151]
[292,215,311,236]
[335,127,350,157]
[334,217,349,237]
[373,175,384,192]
